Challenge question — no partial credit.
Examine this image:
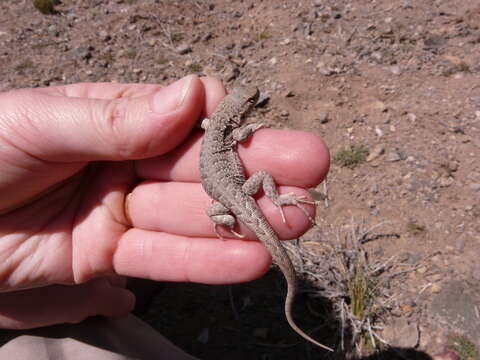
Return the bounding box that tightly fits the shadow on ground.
[130,273,434,360]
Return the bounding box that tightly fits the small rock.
[417,266,427,274]
[240,40,253,49]
[407,113,417,122]
[269,57,278,65]
[284,90,295,97]
[191,34,201,44]
[176,44,192,55]
[447,161,458,172]
[366,144,385,162]
[47,24,58,35]
[375,126,384,137]
[374,100,387,112]
[386,151,401,162]
[318,112,329,124]
[382,317,418,347]
[469,183,480,191]
[430,283,442,293]
[280,110,289,117]
[202,32,213,42]
[99,30,111,41]
[74,46,93,60]
[399,303,414,316]
[303,22,313,36]
[470,96,480,106]
[431,280,480,344]
[424,34,447,49]
[390,65,401,75]
[438,176,454,188]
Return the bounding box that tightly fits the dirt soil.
[1,1,480,359]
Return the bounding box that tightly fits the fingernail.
[152,75,194,114]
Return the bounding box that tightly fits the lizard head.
[226,87,260,126]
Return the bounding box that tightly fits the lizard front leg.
[232,123,263,144]
[242,170,317,224]
[207,200,245,240]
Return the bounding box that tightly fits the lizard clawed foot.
[274,193,317,225]
[214,224,245,240]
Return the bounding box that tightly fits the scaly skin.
[199,87,333,351]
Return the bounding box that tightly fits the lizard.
[199,86,333,352]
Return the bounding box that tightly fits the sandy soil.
[1,1,480,359]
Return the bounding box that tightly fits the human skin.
[0,75,330,329]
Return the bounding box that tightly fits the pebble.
[407,113,417,122]
[381,317,418,347]
[318,112,329,124]
[469,183,480,191]
[367,144,385,162]
[375,126,384,137]
[47,25,58,35]
[176,44,192,55]
[269,57,278,65]
[240,40,253,49]
[390,65,401,75]
[280,110,289,117]
[99,30,111,42]
[470,96,480,106]
[202,32,213,42]
[386,151,401,162]
[438,176,454,187]
[430,283,442,293]
[417,266,427,274]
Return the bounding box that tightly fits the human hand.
[0,75,329,329]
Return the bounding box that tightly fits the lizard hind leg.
[242,170,317,225]
[207,201,245,240]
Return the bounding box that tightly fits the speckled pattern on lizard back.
[199,87,333,351]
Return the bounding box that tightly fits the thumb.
[0,75,204,162]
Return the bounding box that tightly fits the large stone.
[430,279,480,347]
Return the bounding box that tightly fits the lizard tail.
[284,279,334,352]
